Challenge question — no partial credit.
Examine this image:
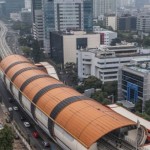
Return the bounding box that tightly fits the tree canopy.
[0,125,14,150]
[83,76,102,90]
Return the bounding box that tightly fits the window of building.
[76,38,87,50]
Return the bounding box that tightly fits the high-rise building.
[93,0,117,18]
[42,0,93,53]
[25,0,31,9]
[5,0,25,16]
[31,0,43,42]
[0,1,6,18]
[117,15,137,31]
[20,8,32,25]
[137,13,150,33]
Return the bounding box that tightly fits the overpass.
[0,21,148,150]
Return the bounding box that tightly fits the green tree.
[143,38,150,47]
[21,46,31,57]
[145,100,150,115]
[64,62,78,86]
[91,91,110,105]
[75,85,85,93]
[11,21,32,35]
[84,76,102,90]
[102,81,117,101]
[135,99,142,113]
[0,125,14,150]
[136,112,150,121]
[110,38,121,46]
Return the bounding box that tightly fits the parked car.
[8,107,13,111]
[8,98,14,103]
[13,106,18,111]
[42,141,50,147]
[20,116,25,121]
[24,122,30,128]
[32,131,39,138]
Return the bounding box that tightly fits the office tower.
[25,0,31,9]
[42,0,93,53]
[31,0,43,42]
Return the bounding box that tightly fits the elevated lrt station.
[0,54,148,150]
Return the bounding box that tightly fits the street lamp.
[136,120,140,150]
[108,94,114,104]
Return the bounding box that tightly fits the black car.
[8,97,14,103]
[20,116,25,121]
[42,141,50,147]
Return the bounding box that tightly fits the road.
[0,21,12,58]
[0,21,62,150]
[0,79,62,150]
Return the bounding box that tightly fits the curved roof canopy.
[0,55,136,148]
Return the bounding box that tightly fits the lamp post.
[108,94,114,104]
[136,120,140,150]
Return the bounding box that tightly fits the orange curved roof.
[0,55,136,148]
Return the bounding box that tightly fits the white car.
[24,122,30,128]
[8,107,13,111]
[13,106,18,111]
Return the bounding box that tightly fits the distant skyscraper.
[31,0,43,42]
[93,0,117,18]
[42,0,93,53]
[25,0,31,9]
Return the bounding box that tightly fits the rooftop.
[129,65,150,73]
[79,44,142,59]
[50,30,96,36]
[108,104,150,130]
[127,58,150,73]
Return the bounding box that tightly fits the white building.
[93,28,117,45]
[78,44,150,83]
[93,0,117,18]
[25,0,31,9]
[50,31,100,64]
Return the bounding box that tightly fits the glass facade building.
[83,0,93,32]
[31,0,42,22]
[42,0,93,52]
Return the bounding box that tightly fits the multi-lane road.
[0,21,13,58]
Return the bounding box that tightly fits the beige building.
[50,31,100,64]
[105,15,117,30]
